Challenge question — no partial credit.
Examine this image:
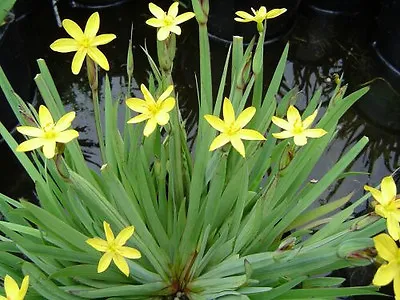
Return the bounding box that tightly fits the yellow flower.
[235,6,287,32]
[86,221,141,277]
[271,105,327,146]
[126,84,175,137]
[16,105,79,159]
[50,12,116,75]
[372,233,400,298]
[146,2,195,41]
[0,275,29,300]
[365,176,400,240]
[204,98,265,158]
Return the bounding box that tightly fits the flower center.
[292,119,304,134]
[164,16,175,26]
[226,122,240,136]
[80,37,92,48]
[107,242,118,253]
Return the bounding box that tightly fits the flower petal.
[373,261,397,286]
[115,226,134,246]
[231,136,246,157]
[84,12,100,39]
[98,251,113,273]
[236,107,256,128]
[394,273,400,300]
[127,114,151,124]
[86,237,108,252]
[159,97,175,113]
[382,176,397,205]
[38,105,54,128]
[302,110,318,129]
[204,115,226,132]
[16,138,44,153]
[140,84,155,104]
[54,112,76,132]
[169,25,182,35]
[364,185,383,204]
[149,2,165,19]
[174,12,195,25]
[19,275,29,299]
[273,131,293,139]
[158,85,174,102]
[146,18,164,27]
[373,233,398,262]
[234,17,252,23]
[126,98,149,113]
[113,254,130,276]
[71,48,87,75]
[235,11,254,21]
[55,130,79,143]
[62,19,84,41]
[4,275,20,299]
[119,246,142,259]
[375,204,388,218]
[209,134,230,151]
[91,34,116,46]
[293,134,308,146]
[223,98,235,125]
[266,8,287,19]
[238,129,265,140]
[103,221,115,242]
[155,112,170,126]
[387,215,400,241]
[17,126,43,137]
[50,38,79,53]
[304,128,327,138]
[157,27,171,41]
[143,118,158,137]
[287,105,301,125]
[271,116,292,131]
[168,1,179,17]
[87,47,109,71]
[42,140,56,159]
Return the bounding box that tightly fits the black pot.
[69,0,133,9]
[374,0,400,75]
[208,0,302,44]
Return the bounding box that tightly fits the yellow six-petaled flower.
[272,105,327,146]
[50,12,116,75]
[126,84,176,137]
[365,176,400,240]
[204,98,265,158]
[146,2,195,41]
[16,105,79,159]
[235,6,287,32]
[86,221,141,277]
[0,275,29,300]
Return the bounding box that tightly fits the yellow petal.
[168,1,179,17]
[293,134,308,146]
[231,136,245,157]
[204,115,226,132]
[119,246,142,259]
[375,204,388,218]
[84,12,100,39]
[174,12,195,25]
[387,216,400,241]
[115,226,134,246]
[55,130,79,143]
[4,275,20,299]
[17,126,43,137]
[394,274,400,300]
[382,176,397,205]
[43,140,56,159]
[157,27,171,41]
[149,2,165,19]
[91,34,116,46]
[302,110,318,129]
[103,221,115,242]
[236,107,256,128]
[54,111,76,132]
[71,48,87,75]
[257,6,267,18]
[113,254,130,276]
[159,97,175,113]
[373,261,397,286]
[126,98,149,113]
[19,275,29,299]
[38,105,54,128]
[87,47,109,71]
[304,128,327,138]
[62,19,84,41]
[238,129,265,140]
[158,85,174,102]
[140,84,155,104]
[169,25,182,35]
[143,118,158,137]
[50,38,79,53]
[155,112,170,126]
[98,251,113,273]
[271,116,292,131]
[86,237,108,252]
[146,18,164,27]
[273,131,293,139]
[235,11,254,21]
[287,105,301,125]
[223,98,235,125]
[0,296,8,300]
[373,233,398,261]
[364,185,383,204]
[266,8,287,19]
[234,17,251,23]
[209,133,230,151]
[127,114,151,124]
[16,138,44,153]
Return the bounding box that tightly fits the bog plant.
[0,0,397,299]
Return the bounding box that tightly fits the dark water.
[1,0,399,298]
